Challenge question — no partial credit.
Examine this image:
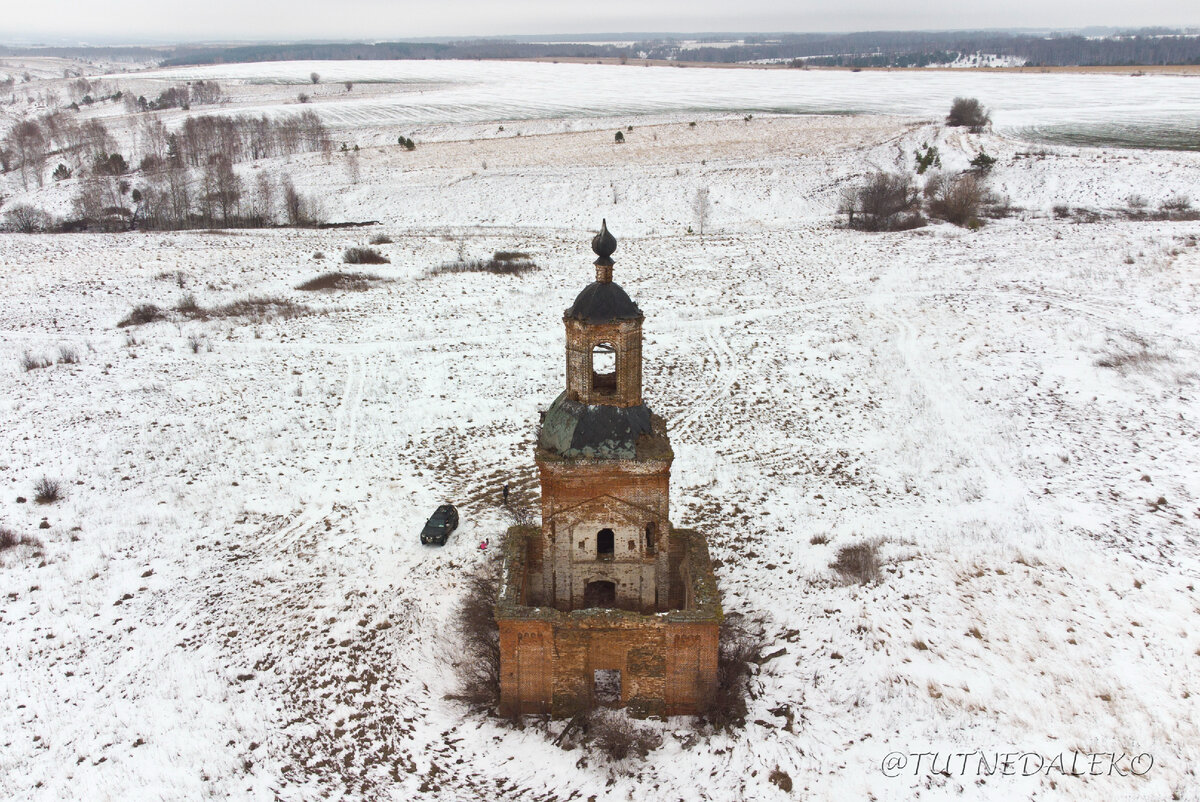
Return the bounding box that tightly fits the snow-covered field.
[109,59,1200,149]
[2,62,1200,801]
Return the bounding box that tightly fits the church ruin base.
[497,525,721,718]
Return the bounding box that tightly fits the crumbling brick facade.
[497,221,721,718]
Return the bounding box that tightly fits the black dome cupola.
[565,220,642,324]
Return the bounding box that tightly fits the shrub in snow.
[296,272,384,291]
[34,477,63,504]
[430,251,538,277]
[914,143,941,175]
[585,709,662,762]
[839,173,923,232]
[1160,195,1191,212]
[0,528,42,552]
[20,351,52,371]
[451,560,501,707]
[946,97,990,131]
[926,172,989,228]
[342,246,389,265]
[969,150,997,172]
[3,204,53,233]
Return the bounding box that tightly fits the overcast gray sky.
[5,0,1197,42]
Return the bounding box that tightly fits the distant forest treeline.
[161,30,1200,68]
[3,29,1199,68]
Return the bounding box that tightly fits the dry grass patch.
[117,304,166,328]
[20,351,52,371]
[296,272,387,292]
[831,540,882,585]
[195,297,310,322]
[429,251,538,277]
[342,246,389,264]
[1095,338,1170,373]
[0,528,43,552]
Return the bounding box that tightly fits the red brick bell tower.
[496,221,721,719]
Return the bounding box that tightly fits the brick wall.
[498,611,719,718]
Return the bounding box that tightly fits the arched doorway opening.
[583,580,616,608]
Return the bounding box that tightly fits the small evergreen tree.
[615,130,625,143]
[914,143,941,174]
[52,163,71,181]
[969,150,998,172]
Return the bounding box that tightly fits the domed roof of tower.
[538,392,652,459]
[564,220,643,323]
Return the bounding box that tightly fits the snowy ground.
[2,62,1200,802]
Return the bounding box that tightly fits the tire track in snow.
[670,325,740,442]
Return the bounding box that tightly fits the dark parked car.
[420,504,459,546]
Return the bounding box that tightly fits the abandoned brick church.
[497,221,721,718]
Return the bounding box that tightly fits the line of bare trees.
[63,161,318,232]
[2,105,330,188]
[150,110,333,169]
[2,105,331,231]
[3,111,118,188]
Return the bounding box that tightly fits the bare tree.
[693,186,711,241]
[190,80,222,104]
[309,71,320,85]
[5,119,47,189]
[200,156,242,225]
[138,115,170,165]
[296,110,332,158]
[251,171,274,225]
[246,115,277,160]
[80,119,115,161]
[282,175,307,226]
[72,173,127,230]
[67,77,92,102]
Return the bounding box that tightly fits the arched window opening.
[645,522,657,556]
[591,342,617,395]
[597,528,614,560]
